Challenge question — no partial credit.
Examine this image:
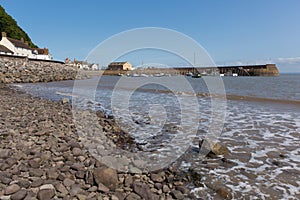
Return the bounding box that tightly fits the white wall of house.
[123,62,133,70]
[14,47,34,57]
[0,37,15,52]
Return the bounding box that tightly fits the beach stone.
[211,143,230,155]
[29,169,44,177]
[93,167,118,191]
[97,182,110,193]
[150,172,165,183]
[125,193,142,200]
[18,180,31,189]
[63,178,75,187]
[28,160,40,168]
[38,184,55,200]
[31,179,44,188]
[11,189,27,200]
[69,184,82,196]
[216,186,232,199]
[170,190,184,199]
[61,98,70,105]
[55,183,68,196]
[133,181,159,200]
[0,149,11,159]
[72,147,83,156]
[124,175,133,187]
[162,185,170,193]
[5,184,21,195]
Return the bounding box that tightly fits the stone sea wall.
[0,55,79,83]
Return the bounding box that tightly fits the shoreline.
[0,84,202,200]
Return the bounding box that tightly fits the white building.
[107,61,133,70]
[0,32,52,60]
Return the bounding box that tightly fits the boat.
[192,73,201,78]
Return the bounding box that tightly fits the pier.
[103,64,279,76]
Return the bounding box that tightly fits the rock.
[31,179,44,188]
[0,149,11,159]
[28,160,40,168]
[133,182,159,200]
[85,170,94,185]
[125,193,142,200]
[69,184,82,196]
[111,195,119,200]
[170,190,184,199]
[18,180,31,189]
[29,169,44,177]
[175,186,189,194]
[97,182,110,193]
[63,178,75,187]
[154,183,162,190]
[47,170,59,180]
[5,184,21,195]
[11,189,27,200]
[211,143,230,155]
[150,172,165,183]
[38,184,55,200]
[93,167,118,191]
[216,186,232,199]
[55,183,68,196]
[72,147,83,156]
[162,185,170,193]
[61,98,70,105]
[124,175,133,187]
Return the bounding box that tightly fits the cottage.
[0,32,52,60]
[108,61,133,70]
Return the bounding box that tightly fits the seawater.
[13,74,300,199]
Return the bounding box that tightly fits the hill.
[0,5,37,48]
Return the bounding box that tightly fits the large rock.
[37,184,55,200]
[133,181,159,200]
[11,189,27,200]
[5,184,21,195]
[93,167,118,191]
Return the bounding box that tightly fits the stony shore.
[0,84,200,200]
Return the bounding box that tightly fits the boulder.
[93,167,118,191]
[133,181,159,200]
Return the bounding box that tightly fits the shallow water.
[13,74,300,199]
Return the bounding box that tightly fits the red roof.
[7,37,31,49]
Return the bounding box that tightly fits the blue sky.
[1,0,300,72]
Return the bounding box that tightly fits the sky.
[0,0,300,72]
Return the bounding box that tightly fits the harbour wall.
[103,64,279,76]
[0,54,80,83]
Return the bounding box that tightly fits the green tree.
[0,5,38,48]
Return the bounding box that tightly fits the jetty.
[103,64,279,76]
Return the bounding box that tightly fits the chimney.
[21,38,24,43]
[43,48,49,55]
[1,32,7,38]
[25,41,29,46]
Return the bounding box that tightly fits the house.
[0,32,52,60]
[65,58,98,70]
[88,63,99,70]
[107,61,133,70]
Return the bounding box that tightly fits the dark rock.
[0,149,11,159]
[93,167,118,191]
[154,183,162,190]
[11,189,27,200]
[31,178,44,188]
[63,178,75,187]
[28,160,40,168]
[170,190,184,199]
[18,180,31,189]
[69,184,82,196]
[133,181,159,200]
[75,171,85,179]
[29,168,44,177]
[125,193,142,200]
[85,170,94,185]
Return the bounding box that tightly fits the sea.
[13,74,300,199]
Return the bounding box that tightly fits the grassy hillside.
[0,5,37,48]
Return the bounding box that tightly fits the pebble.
[5,184,21,195]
